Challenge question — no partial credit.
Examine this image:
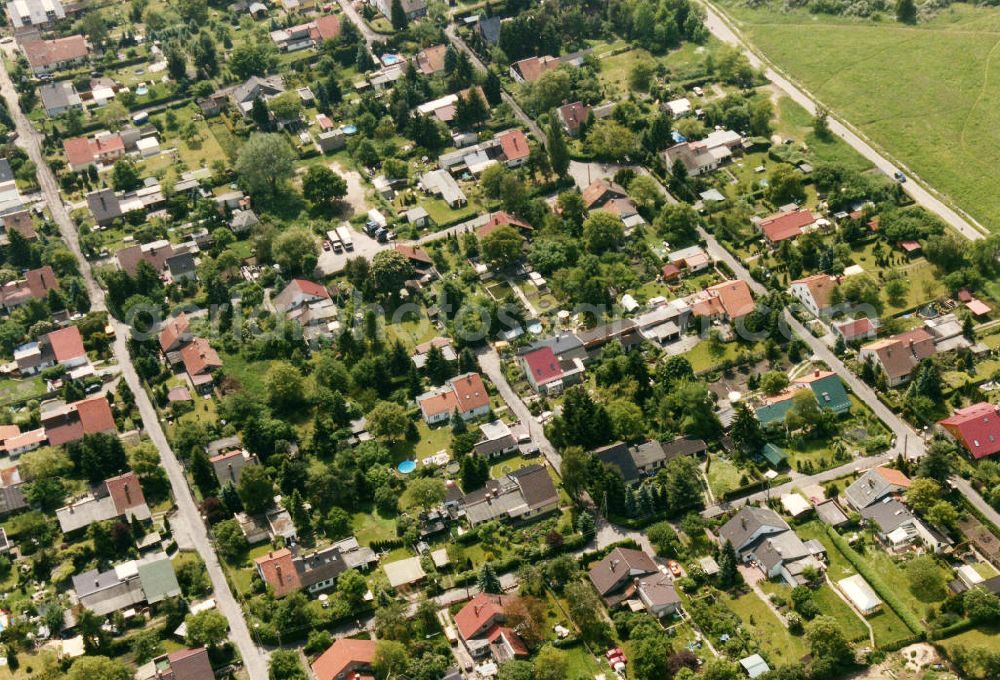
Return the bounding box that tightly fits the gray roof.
[660,437,707,461]
[522,333,587,362]
[630,440,667,469]
[860,498,915,534]
[756,531,810,573]
[166,251,197,277]
[815,500,849,527]
[86,188,122,224]
[206,436,241,456]
[478,16,501,44]
[39,81,79,112]
[844,468,905,510]
[588,547,657,596]
[637,572,681,607]
[718,505,789,553]
[138,558,182,603]
[0,159,13,184]
[511,464,558,509]
[232,75,284,104]
[594,442,640,484]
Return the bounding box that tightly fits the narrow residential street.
[0,63,270,680]
[334,0,379,49]
[951,476,1000,528]
[476,347,562,473]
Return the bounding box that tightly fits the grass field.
[714,1,1000,230]
[719,589,810,664]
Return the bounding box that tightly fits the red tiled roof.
[477,211,533,239]
[290,278,329,299]
[254,548,302,598]
[159,313,191,353]
[522,346,562,386]
[496,129,530,162]
[513,55,559,82]
[311,639,376,680]
[45,395,116,446]
[163,647,213,680]
[486,625,529,657]
[419,389,459,420]
[454,592,515,640]
[105,471,147,513]
[64,136,95,167]
[180,338,222,376]
[450,372,489,413]
[316,114,333,130]
[661,263,681,280]
[792,274,838,311]
[0,425,20,442]
[940,402,1000,459]
[25,266,58,298]
[967,299,991,316]
[707,280,755,319]
[873,466,912,488]
[46,326,85,363]
[394,243,434,266]
[582,178,627,210]
[759,210,813,243]
[312,14,341,41]
[899,240,922,253]
[416,44,447,75]
[835,317,875,341]
[558,101,589,133]
[22,35,88,69]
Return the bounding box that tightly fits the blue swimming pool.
[398,460,416,474]
[341,125,358,135]
[382,54,403,66]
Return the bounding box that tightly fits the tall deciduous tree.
[235,133,296,197]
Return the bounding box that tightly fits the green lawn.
[719,590,810,664]
[682,339,755,373]
[0,374,47,405]
[715,0,1000,230]
[389,420,453,465]
[705,454,744,498]
[351,510,397,546]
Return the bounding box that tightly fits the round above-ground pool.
[341,125,358,135]
[398,460,417,474]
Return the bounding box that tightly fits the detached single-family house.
[789,274,838,317]
[510,55,560,82]
[0,266,58,312]
[41,394,117,447]
[421,169,467,208]
[843,466,911,511]
[462,464,559,527]
[273,278,330,313]
[72,552,180,616]
[39,81,81,116]
[691,280,756,322]
[56,471,151,533]
[665,97,692,118]
[454,592,529,662]
[861,498,952,553]
[255,537,377,598]
[757,209,816,246]
[939,402,1000,460]
[137,648,214,680]
[417,372,491,424]
[180,338,222,394]
[556,101,589,138]
[415,44,447,76]
[587,547,657,606]
[637,573,682,618]
[374,0,426,21]
[311,639,377,680]
[859,328,936,387]
[519,345,585,395]
[474,420,519,458]
[661,129,742,176]
[210,449,259,487]
[834,317,877,345]
[718,505,824,586]
[22,35,88,74]
[269,14,340,51]
[63,133,125,171]
[582,178,628,211]
[793,370,851,415]
[496,128,530,168]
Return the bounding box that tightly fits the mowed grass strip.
[717,1,1000,229]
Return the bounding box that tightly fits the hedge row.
[721,474,791,501]
[879,633,926,652]
[929,617,975,641]
[824,525,925,637]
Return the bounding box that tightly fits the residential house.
[510,55,560,82]
[834,317,877,345]
[939,402,1000,460]
[159,314,191,354]
[462,464,559,526]
[255,537,377,598]
[2,210,38,242]
[138,648,213,680]
[519,345,585,394]
[690,280,756,322]
[594,442,641,485]
[210,449,259,487]
[63,132,125,171]
[587,547,658,606]
[412,337,458,369]
[22,35,88,74]
[180,338,222,394]
[39,81,81,116]
[226,75,285,117]
[230,208,259,234]
[718,505,824,586]
[859,328,936,387]
[0,159,21,217]
[269,14,340,51]
[421,169,467,207]
[15,325,87,375]
[0,465,28,515]
[667,245,711,274]
[861,498,952,553]
[576,319,644,358]
[519,333,588,364]
[273,278,330,313]
[0,426,45,458]
[794,370,851,415]
[582,178,628,211]
[601,197,645,230]
[415,44,447,76]
[454,592,529,662]
[637,573,682,617]
[597,438,706,483]
[0,265,58,312]
[843,466,911,511]
[495,129,530,168]
[473,419,519,458]
[417,372,491,425]
[556,102,590,138]
[116,240,177,276]
[56,471,151,533]
[374,0,426,21]
[790,274,838,317]
[41,394,117,447]
[476,211,533,239]
[7,0,65,29]
[757,210,816,246]
[166,251,197,283]
[72,552,180,616]
[661,129,742,176]
[665,97,692,117]
[311,639,377,680]
[394,243,435,270]
[476,16,502,46]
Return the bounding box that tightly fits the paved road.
[951,476,1000,527]
[476,347,562,473]
[335,0,379,49]
[700,1,987,241]
[698,226,926,461]
[0,62,270,680]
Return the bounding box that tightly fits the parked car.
[322,240,332,251]
[667,560,682,577]
[893,171,907,183]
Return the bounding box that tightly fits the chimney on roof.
[741,517,747,530]
[814,369,820,378]
[228,463,235,482]
[123,482,131,505]
[275,564,283,583]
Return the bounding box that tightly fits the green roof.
[761,443,787,467]
[805,374,851,414]
[138,558,181,604]
[755,398,796,426]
